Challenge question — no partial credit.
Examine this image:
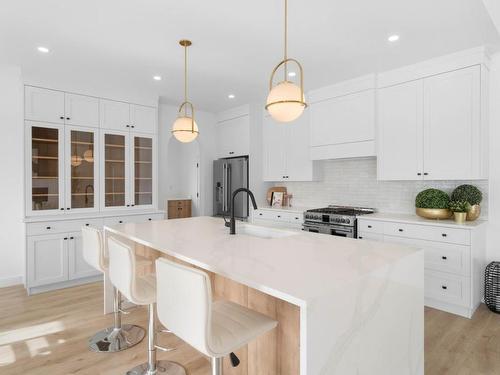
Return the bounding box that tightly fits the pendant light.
[265,0,307,123]
[172,39,199,143]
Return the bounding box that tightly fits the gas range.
[303,205,375,238]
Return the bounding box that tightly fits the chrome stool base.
[126,360,187,375]
[89,324,145,353]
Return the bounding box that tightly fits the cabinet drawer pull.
[66,117,70,120]
[85,223,90,226]
[229,151,234,155]
[359,236,363,239]
[148,218,152,221]
[295,217,299,220]
[63,237,68,240]
[67,207,70,210]
[60,207,64,210]
[69,236,74,240]
[131,125,135,128]
[417,172,422,176]
[277,215,281,218]
[398,228,404,232]
[424,172,429,176]
[367,225,372,228]
[442,233,447,237]
[259,213,263,216]
[60,116,64,120]
[126,125,130,128]
[441,285,447,290]
[119,220,123,223]
[442,256,447,260]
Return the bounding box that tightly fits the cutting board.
[266,186,287,205]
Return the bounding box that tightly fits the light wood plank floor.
[2,282,500,374]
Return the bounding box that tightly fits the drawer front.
[358,232,384,241]
[384,235,471,276]
[103,216,133,226]
[253,209,276,221]
[287,213,304,225]
[129,214,165,223]
[383,222,469,245]
[425,270,470,307]
[357,219,383,234]
[27,218,103,236]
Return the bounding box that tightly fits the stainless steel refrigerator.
[213,157,249,218]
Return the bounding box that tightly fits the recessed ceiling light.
[228,94,235,99]
[153,75,162,81]
[288,71,296,77]
[388,35,400,42]
[37,46,50,53]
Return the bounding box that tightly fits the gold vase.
[454,212,467,224]
[416,208,453,220]
[466,204,481,221]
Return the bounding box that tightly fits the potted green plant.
[448,200,471,224]
[451,185,482,221]
[415,189,452,219]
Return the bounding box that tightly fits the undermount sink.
[236,224,298,239]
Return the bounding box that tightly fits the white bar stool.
[82,226,145,353]
[155,257,278,375]
[108,236,186,375]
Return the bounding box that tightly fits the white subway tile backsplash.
[278,158,488,216]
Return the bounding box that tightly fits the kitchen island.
[104,216,423,375]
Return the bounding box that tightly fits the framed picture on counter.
[271,191,283,207]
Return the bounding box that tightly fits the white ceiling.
[1,0,499,112]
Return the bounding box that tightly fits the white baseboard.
[0,275,23,288]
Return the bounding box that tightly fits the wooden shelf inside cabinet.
[105,159,125,163]
[71,141,93,145]
[105,177,125,180]
[105,192,125,195]
[105,144,125,148]
[71,177,93,180]
[32,156,58,160]
[134,146,153,150]
[136,192,152,195]
[32,138,58,143]
[135,161,152,164]
[135,177,152,180]
[32,176,58,179]
[71,193,93,196]
[32,193,58,197]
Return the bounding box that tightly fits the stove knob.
[346,219,351,224]
[335,218,341,223]
[341,218,346,223]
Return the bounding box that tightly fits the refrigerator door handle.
[222,163,227,212]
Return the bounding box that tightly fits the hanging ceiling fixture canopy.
[172,39,199,143]
[265,0,307,123]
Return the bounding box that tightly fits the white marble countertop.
[255,205,311,213]
[24,209,165,223]
[105,216,420,307]
[360,212,487,230]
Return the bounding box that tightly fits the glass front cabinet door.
[131,134,155,208]
[101,131,130,209]
[27,122,65,215]
[65,126,99,212]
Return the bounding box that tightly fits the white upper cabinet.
[130,105,157,134]
[25,86,65,124]
[377,64,485,181]
[423,66,481,180]
[64,93,99,128]
[215,106,250,158]
[309,75,376,160]
[263,112,318,181]
[99,99,131,131]
[377,80,424,180]
[100,100,156,134]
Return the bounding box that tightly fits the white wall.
[487,53,500,261]
[158,103,216,216]
[277,158,488,214]
[0,65,25,286]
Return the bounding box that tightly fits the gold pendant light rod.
[284,0,288,80]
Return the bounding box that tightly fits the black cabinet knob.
[60,208,64,210]
[131,204,135,207]
[398,228,404,232]
[126,204,130,207]
[46,226,51,230]
[442,256,447,260]
[67,207,71,210]
[69,236,74,240]
[85,223,90,226]
[148,218,152,221]
[126,125,130,128]
[442,286,447,290]
[63,237,68,240]
[417,172,422,176]
[359,236,363,239]
[442,233,447,237]
[424,172,429,176]
[60,116,64,120]
[277,215,281,218]
[229,151,234,155]
[368,225,372,228]
[119,220,123,223]
[66,117,70,120]
[259,213,263,216]
[131,125,135,128]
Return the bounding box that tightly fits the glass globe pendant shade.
[71,155,82,167]
[172,116,199,143]
[83,149,94,163]
[266,80,306,122]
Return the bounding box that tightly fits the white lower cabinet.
[27,234,68,287]
[357,216,486,318]
[26,211,164,294]
[252,208,304,230]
